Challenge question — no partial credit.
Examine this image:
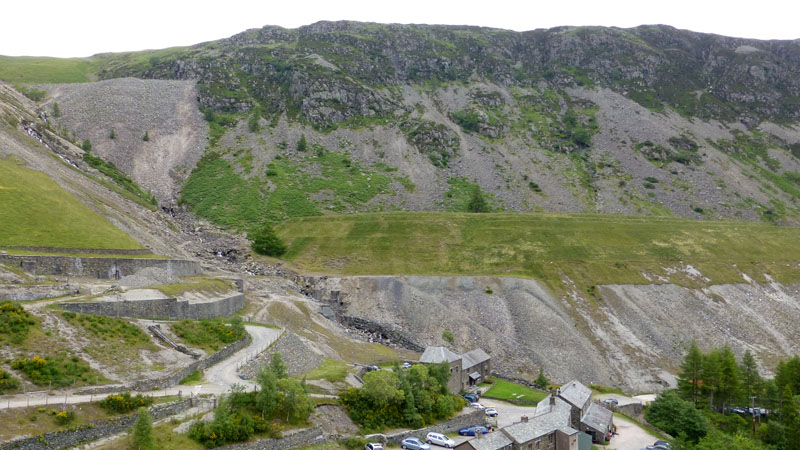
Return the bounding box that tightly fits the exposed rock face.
[66,21,800,224]
[307,275,800,392]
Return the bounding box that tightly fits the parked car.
[400,437,430,450]
[426,432,456,448]
[652,441,672,450]
[365,443,384,450]
[463,394,478,403]
[402,362,413,369]
[602,398,619,407]
[458,426,489,436]
[485,407,499,417]
[470,402,485,410]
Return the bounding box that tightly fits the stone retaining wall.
[0,398,195,450]
[217,427,324,450]
[0,255,200,279]
[1,246,153,256]
[75,334,251,395]
[61,293,245,320]
[0,285,76,301]
[374,408,485,444]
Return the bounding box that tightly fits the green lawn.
[0,158,144,250]
[482,379,548,404]
[276,212,800,292]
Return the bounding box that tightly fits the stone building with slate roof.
[419,346,491,394]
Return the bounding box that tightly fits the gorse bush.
[11,354,93,387]
[60,311,150,345]
[54,409,75,425]
[0,301,36,345]
[0,369,20,394]
[99,392,154,414]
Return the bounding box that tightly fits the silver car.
[401,437,431,450]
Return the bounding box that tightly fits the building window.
[548,434,553,444]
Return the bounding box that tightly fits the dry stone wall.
[373,408,485,444]
[0,255,200,279]
[216,427,324,450]
[0,399,195,450]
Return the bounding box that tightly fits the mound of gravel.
[118,267,180,289]
[238,331,323,378]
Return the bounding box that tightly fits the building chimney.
[550,395,556,406]
[521,415,528,423]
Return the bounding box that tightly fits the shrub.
[442,329,454,344]
[11,354,93,387]
[0,301,36,345]
[99,392,154,414]
[142,131,149,141]
[296,134,308,151]
[109,129,116,139]
[52,102,61,117]
[644,176,659,183]
[81,139,92,152]
[54,410,75,425]
[0,369,20,394]
[452,109,481,133]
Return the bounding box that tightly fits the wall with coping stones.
[0,255,200,279]
[371,408,485,444]
[61,293,245,320]
[0,398,195,450]
[75,334,251,395]
[216,427,324,450]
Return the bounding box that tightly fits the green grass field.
[0,56,97,83]
[482,379,548,404]
[276,212,800,292]
[0,158,144,250]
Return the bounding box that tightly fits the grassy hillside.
[0,56,97,83]
[277,212,800,291]
[0,158,144,250]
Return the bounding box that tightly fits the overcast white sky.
[2,0,798,58]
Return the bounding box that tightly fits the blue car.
[458,426,489,436]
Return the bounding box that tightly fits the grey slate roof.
[461,348,491,370]
[503,416,562,444]
[534,395,572,424]
[558,380,592,409]
[420,346,462,364]
[463,431,513,450]
[582,402,614,433]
